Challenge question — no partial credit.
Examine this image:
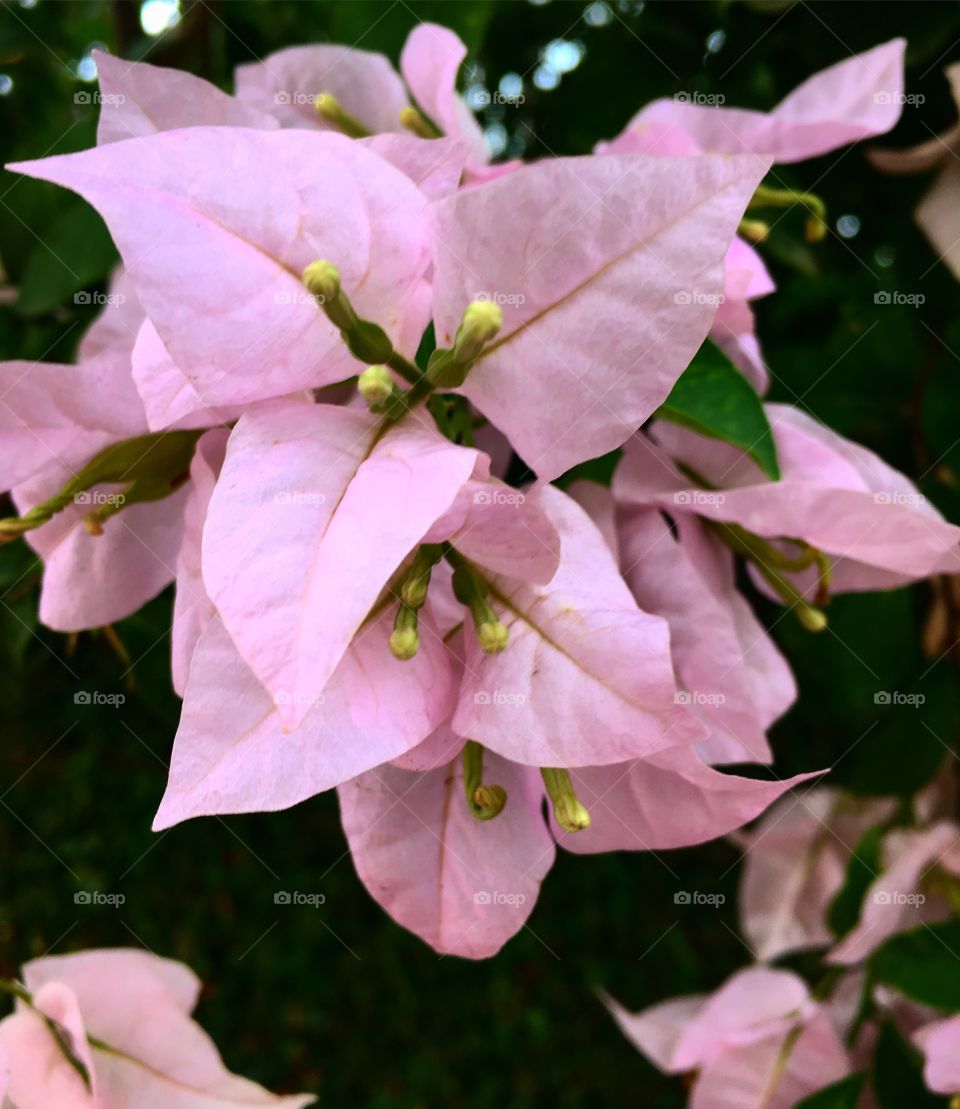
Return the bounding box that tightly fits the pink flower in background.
[0,948,314,1107]
[607,39,905,164]
[600,39,906,390]
[735,787,895,961]
[870,63,960,280]
[615,404,960,600]
[605,966,851,1109]
[914,1014,960,1097]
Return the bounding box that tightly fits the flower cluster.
[0,947,313,1105]
[608,777,960,1105]
[2,25,957,965]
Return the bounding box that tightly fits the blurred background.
[1,1,959,1104]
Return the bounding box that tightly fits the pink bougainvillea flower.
[869,63,960,279]
[601,40,904,391]
[431,152,771,480]
[155,474,559,828]
[9,128,433,414]
[338,752,554,959]
[338,732,815,958]
[92,48,279,143]
[828,821,960,965]
[735,787,896,961]
[914,1014,960,1097]
[399,23,488,166]
[234,23,487,165]
[615,404,960,594]
[554,747,820,856]
[153,601,457,830]
[711,236,776,391]
[607,39,905,163]
[606,965,851,1108]
[234,41,411,133]
[170,427,230,695]
[0,271,196,630]
[0,948,314,1107]
[452,484,706,767]
[200,401,481,729]
[579,481,795,764]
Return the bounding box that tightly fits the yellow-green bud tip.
[389,626,420,660]
[472,784,508,820]
[798,607,828,633]
[357,365,394,407]
[462,299,503,342]
[738,218,769,244]
[477,620,509,654]
[805,215,827,243]
[555,796,591,833]
[302,259,340,303]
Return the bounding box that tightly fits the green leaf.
[794,1072,867,1109]
[869,920,960,1010]
[656,340,780,479]
[827,823,886,938]
[872,1021,947,1109]
[16,200,117,316]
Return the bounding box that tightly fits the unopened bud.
[302,260,341,305]
[804,213,827,243]
[472,784,508,820]
[541,767,591,833]
[357,365,394,407]
[389,625,420,660]
[554,794,592,833]
[797,606,828,633]
[738,218,769,243]
[454,300,504,364]
[477,620,509,654]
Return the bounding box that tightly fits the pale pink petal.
[171,428,229,696]
[338,752,553,958]
[618,507,794,763]
[916,161,960,281]
[829,821,960,965]
[627,39,905,162]
[0,1001,97,1108]
[604,992,708,1074]
[202,402,476,728]
[0,355,146,491]
[390,720,466,771]
[615,406,960,581]
[10,129,432,407]
[915,1014,960,1096]
[737,788,895,961]
[431,152,770,479]
[131,319,246,432]
[234,44,410,133]
[453,485,707,766]
[14,466,188,632]
[425,478,561,584]
[691,1012,850,1109]
[23,948,314,1107]
[155,600,456,829]
[359,134,470,199]
[93,49,278,144]
[75,266,145,362]
[559,746,821,855]
[400,24,487,165]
